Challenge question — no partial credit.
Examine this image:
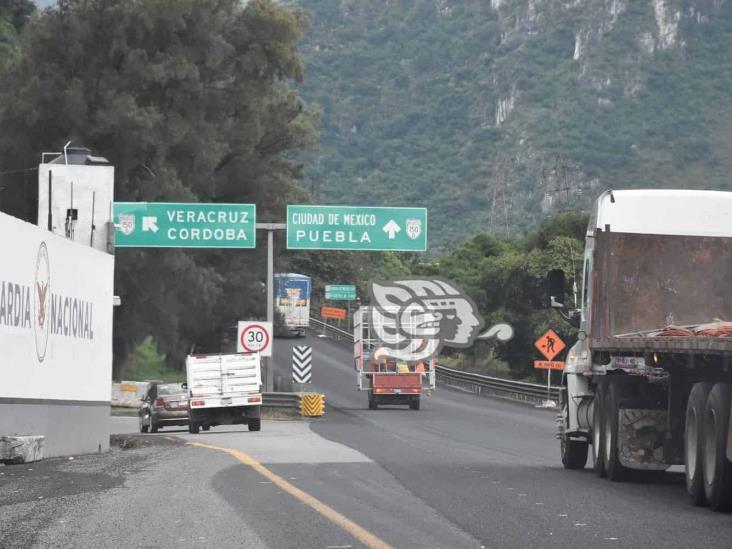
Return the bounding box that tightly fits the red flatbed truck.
[354,307,436,410]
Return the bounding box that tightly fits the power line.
[0,166,38,176]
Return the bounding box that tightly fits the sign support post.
[256,223,285,392]
[534,329,566,409]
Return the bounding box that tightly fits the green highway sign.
[287,205,427,251]
[326,284,357,301]
[114,202,256,248]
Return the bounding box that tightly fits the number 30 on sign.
[237,321,272,357]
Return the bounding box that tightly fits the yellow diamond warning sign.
[535,329,565,361]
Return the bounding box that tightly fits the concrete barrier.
[111,381,150,408]
[1,435,45,464]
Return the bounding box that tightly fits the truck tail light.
[191,400,205,407]
[154,398,165,408]
[248,395,261,403]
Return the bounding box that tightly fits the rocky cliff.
[293,0,732,250]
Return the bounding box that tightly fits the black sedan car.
[139,382,189,433]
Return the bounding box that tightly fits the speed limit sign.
[237,321,273,357]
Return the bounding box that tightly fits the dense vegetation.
[292,0,732,251]
[0,0,34,69]
[405,211,586,380]
[5,1,730,380]
[0,0,317,377]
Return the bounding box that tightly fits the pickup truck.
[554,189,732,512]
[185,352,262,433]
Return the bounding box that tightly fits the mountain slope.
[292,0,732,251]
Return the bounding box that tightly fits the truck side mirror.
[547,269,566,308]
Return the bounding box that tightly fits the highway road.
[271,333,732,548]
[3,332,731,549]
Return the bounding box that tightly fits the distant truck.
[185,352,262,433]
[554,190,732,511]
[274,273,311,337]
[354,307,436,410]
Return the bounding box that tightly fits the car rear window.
[157,383,184,396]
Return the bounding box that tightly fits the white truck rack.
[185,352,262,433]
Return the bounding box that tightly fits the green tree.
[416,212,587,379]
[0,0,34,70]
[0,0,316,375]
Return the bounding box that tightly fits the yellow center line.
[189,441,393,549]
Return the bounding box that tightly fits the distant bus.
[274,273,311,337]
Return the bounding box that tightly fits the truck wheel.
[368,395,378,410]
[560,404,588,470]
[202,425,211,432]
[139,415,149,434]
[188,422,200,434]
[604,381,630,481]
[686,382,713,505]
[248,418,261,432]
[703,383,732,511]
[592,383,607,478]
[409,398,421,411]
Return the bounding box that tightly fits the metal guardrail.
[262,392,300,409]
[309,317,559,404]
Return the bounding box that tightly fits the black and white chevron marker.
[292,345,312,383]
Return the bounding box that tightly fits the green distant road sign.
[114,202,256,248]
[287,205,427,251]
[325,284,357,300]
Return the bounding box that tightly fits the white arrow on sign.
[382,219,401,239]
[142,216,159,233]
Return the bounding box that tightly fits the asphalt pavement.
[270,333,732,549]
[3,332,732,549]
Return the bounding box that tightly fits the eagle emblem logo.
[34,242,51,362]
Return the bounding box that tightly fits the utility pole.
[542,154,579,212]
[256,222,286,392]
[488,156,511,237]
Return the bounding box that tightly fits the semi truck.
[354,307,436,410]
[274,273,311,337]
[555,189,732,511]
[185,352,262,433]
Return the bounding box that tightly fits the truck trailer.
[185,352,262,433]
[274,273,311,337]
[556,189,732,511]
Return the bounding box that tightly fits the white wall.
[0,212,114,403]
[37,163,115,253]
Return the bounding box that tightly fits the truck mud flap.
[618,408,669,471]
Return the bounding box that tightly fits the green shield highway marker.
[114,202,256,248]
[287,205,427,251]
